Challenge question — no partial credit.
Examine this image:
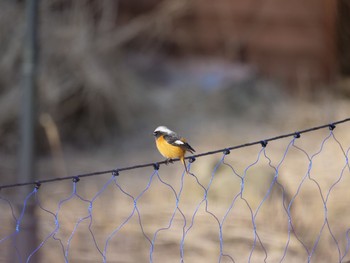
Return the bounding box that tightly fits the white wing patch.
[174,140,185,145]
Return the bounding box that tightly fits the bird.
[153,126,195,173]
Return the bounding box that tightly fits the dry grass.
[1,104,350,262]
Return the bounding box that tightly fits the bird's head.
[153,126,176,138]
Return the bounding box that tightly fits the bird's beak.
[153,132,157,136]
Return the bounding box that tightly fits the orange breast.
[156,136,185,159]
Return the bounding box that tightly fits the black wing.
[163,135,196,153]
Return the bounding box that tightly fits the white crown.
[154,126,176,135]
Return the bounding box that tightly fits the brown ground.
[1,96,350,263]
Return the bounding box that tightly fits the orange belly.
[156,136,185,159]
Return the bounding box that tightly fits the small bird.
[153,126,195,173]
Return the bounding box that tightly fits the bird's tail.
[180,156,188,174]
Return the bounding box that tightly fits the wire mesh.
[0,119,350,262]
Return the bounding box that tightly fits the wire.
[1,117,349,190]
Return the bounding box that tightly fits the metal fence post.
[16,0,40,261]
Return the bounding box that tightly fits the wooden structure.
[118,0,341,87]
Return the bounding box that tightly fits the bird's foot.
[165,158,174,165]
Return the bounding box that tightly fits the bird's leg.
[165,158,174,165]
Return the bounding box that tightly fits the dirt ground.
[1,93,350,263]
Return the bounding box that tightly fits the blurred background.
[1,0,350,262]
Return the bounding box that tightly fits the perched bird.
[153,126,195,173]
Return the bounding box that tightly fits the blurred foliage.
[0,0,349,154]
